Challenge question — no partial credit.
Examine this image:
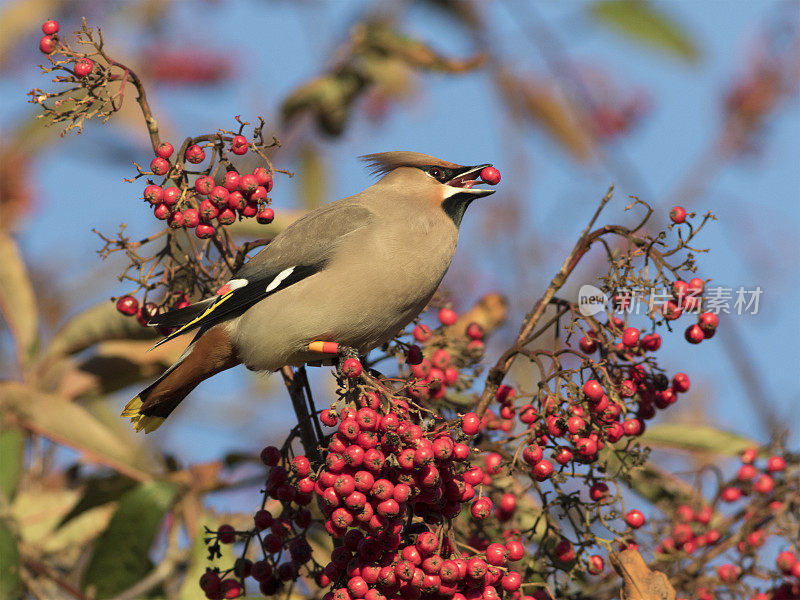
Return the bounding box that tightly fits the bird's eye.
[428,167,446,182]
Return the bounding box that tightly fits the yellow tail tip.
[121,396,165,433]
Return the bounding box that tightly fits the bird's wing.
[148,201,375,347]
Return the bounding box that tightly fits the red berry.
[466,322,484,339]
[162,186,180,206]
[500,571,521,592]
[461,412,480,435]
[217,208,236,225]
[555,540,574,562]
[74,58,93,77]
[250,185,268,202]
[182,208,200,228]
[672,372,690,393]
[777,551,797,574]
[167,211,185,229]
[621,327,640,347]
[195,176,214,195]
[589,482,609,501]
[342,358,362,378]
[222,171,241,191]
[143,184,164,204]
[412,324,432,342]
[670,206,686,224]
[753,474,774,494]
[231,135,248,155]
[150,157,169,176]
[42,20,60,35]
[720,486,742,502]
[532,459,553,481]
[582,380,604,402]
[698,311,718,333]
[116,295,139,316]
[200,200,219,220]
[438,308,457,326]
[471,497,492,519]
[506,540,525,561]
[579,336,597,353]
[480,166,501,185]
[39,35,56,54]
[661,300,682,320]
[195,223,216,239]
[485,543,507,566]
[625,509,645,529]
[253,167,273,187]
[200,571,221,594]
[766,455,786,472]
[587,555,605,575]
[641,333,662,351]
[156,142,174,159]
[240,201,258,218]
[217,524,236,544]
[256,208,275,224]
[153,203,170,220]
[688,277,705,295]
[239,174,258,194]
[685,324,705,344]
[185,144,206,164]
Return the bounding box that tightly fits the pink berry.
[208,186,230,207]
[199,199,219,220]
[239,202,258,218]
[42,20,59,35]
[480,166,501,185]
[231,135,248,155]
[670,206,686,223]
[39,35,56,54]
[150,157,169,176]
[74,58,93,77]
[185,144,206,164]
[582,380,604,402]
[195,223,215,239]
[116,295,139,316]
[766,455,786,472]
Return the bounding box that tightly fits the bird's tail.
[122,343,196,433]
[122,327,240,433]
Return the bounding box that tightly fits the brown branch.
[280,366,321,463]
[22,555,91,600]
[611,549,676,600]
[475,186,615,417]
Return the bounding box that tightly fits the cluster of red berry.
[145,143,274,238]
[38,20,95,76]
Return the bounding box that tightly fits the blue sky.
[1,0,798,480]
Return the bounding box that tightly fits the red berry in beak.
[480,166,501,185]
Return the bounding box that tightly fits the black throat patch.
[441,193,476,227]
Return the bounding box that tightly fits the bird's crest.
[360,152,463,177]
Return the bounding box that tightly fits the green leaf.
[589,0,700,62]
[640,423,757,455]
[0,424,23,501]
[604,446,703,506]
[58,473,138,528]
[42,300,158,360]
[0,519,21,599]
[0,382,156,481]
[0,232,39,366]
[82,481,177,598]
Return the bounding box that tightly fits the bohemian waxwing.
[122,151,497,432]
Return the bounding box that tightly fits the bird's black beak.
[444,164,496,199]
